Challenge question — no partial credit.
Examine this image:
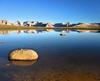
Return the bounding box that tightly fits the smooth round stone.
[9,49,38,61]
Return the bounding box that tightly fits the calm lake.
[0,29,100,81]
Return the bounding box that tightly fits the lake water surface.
[0,29,100,81]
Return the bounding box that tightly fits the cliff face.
[0,20,13,25]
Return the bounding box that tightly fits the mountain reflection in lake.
[0,29,100,81]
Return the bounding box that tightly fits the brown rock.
[9,49,38,61]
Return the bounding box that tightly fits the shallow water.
[0,29,100,81]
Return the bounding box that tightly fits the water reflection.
[46,29,54,32]
[9,60,37,66]
[0,30,9,35]
[0,29,100,36]
[76,30,100,33]
[0,41,5,45]
[59,30,70,36]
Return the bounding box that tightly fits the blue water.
[0,29,100,81]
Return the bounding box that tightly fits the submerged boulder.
[9,49,38,61]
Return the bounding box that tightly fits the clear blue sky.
[0,0,100,23]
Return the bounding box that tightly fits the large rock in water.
[9,49,38,61]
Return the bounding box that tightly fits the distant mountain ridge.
[0,20,100,27]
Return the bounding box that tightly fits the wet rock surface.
[9,49,38,61]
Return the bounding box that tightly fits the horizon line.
[0,19,100,24]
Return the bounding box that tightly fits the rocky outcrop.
[77,23,100,27]
[9,49,38,61]
[46,23,54,28]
